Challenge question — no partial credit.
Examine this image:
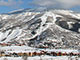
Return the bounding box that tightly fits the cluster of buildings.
[0,50,80,57]
[0,46,80,57]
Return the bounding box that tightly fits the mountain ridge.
[0,9,80,49]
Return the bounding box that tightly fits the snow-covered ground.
[0,56,80,60]
[0,9,80,60]
[0,46,79,54]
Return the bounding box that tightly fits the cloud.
[0,0,23,8]
[31,0,80,9]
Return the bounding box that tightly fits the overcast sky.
[0,0,80,13]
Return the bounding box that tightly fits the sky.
[0,0,80,13]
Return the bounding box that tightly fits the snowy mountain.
[0,9,80,49]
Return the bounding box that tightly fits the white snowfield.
[53,10,80,19]
[0,56,80,60]
[0,28,22,43]
[0,46,79,54]
[1,46,35,51]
